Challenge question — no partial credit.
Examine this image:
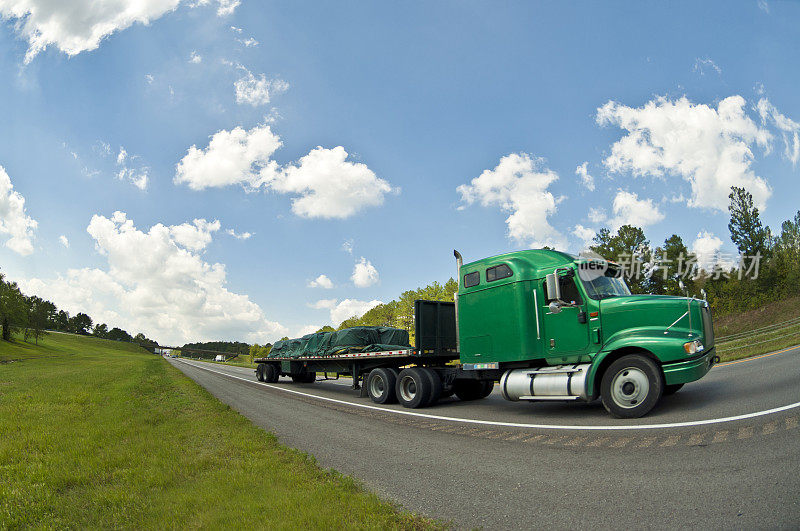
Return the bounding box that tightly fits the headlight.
[683,340,704,355]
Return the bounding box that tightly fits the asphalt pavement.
[168,347,800,529]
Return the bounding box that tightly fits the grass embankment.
[713,295,800,362]
[0,333,441,529]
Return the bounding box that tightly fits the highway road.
[169,347,800,529]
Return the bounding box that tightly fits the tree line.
[0,274,158,348]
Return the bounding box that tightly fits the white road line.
[175,359,800,432]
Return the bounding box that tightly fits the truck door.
[541,276,589,357]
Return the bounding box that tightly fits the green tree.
[108,327,132,342]
[69,312,93,335]
[316,325,335,333]
[591,225,651,294]
[54,310,70,331]
[24,296,49,345]
[650,234,695,295]
[0,274,25,341]
[728,186,771,258]
[93,323,109,338]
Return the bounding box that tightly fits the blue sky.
[1,0,798,344]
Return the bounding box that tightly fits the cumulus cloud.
[297,324,320,336]
[597,95,773,212]
[189,50,202,63]
[756,98,800,165]
[225,228,252,240]
[457,153,565,248]
[351,257,379,288]
[307,298,337,310]
[608,190,665,229]
[168,218,220,251]
[175,124,397,219]
[329,298,382,326]
[234,68,288,106]
[691,230,733,271]
[575,161,595,191]
[307,274,334,289]
[59,235,69,248]
[572,224,596,248]
[0,166,37,255]
[19,211,286,345]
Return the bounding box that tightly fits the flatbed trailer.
[255,249,719,418]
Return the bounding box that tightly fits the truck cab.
[456,249,717,418]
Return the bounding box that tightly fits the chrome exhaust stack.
[453,250,462,354]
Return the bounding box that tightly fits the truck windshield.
[580,268,632,300]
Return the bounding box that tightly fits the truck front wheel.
[600,355,663,418]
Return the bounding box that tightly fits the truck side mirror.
[548,301,562,314]
[545,273,560,302]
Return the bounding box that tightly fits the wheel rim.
[399,375,417,402]
[610,366,649,409]
[369,374,385,398]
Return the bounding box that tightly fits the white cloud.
[351,257,379,288]
[1,0,182,63]
[758,0,769,13]
[607,190,665,229]
[693,57,722,76]
[308,298,337,310]
[168,218,220,251]
[575,161,595,191]
[189,50,202,63]
[457,153,565,248]
[297,324,319,336]
[59,235,69,248]
[115,146,149,190]
[598,95,773,212]
[225,228,252,240]
[0,166,37,255]
[756,98,800,165]
[214,0,238,16]
[307,274,334,289]
[234,68,289,106]
[238,36,258,47]
[691,230,734,271]
[20,211,287,345]
[145,73,154,84]
[588,207,606,224]
[175,124,397,219]
[329,298,382,326]
[341,239,354,255]
[572,224,596,248]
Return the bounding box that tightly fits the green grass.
[0,333,442,529]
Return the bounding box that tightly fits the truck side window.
[464,271,480,288]
[486,264,513,282]
[543,277,584,305]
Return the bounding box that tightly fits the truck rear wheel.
[422,368,443,407]
[367,368,398,404]
[600,354,663,418]
[454,379,494,401]
[396,368,433,408]
[264,364,279,383]
[256,363,265,382]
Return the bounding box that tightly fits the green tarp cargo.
[266,326,412,359]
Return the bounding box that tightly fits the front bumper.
[662,347,717,385]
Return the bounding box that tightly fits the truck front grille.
[702,305,714,349]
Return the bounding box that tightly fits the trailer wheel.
[664,383,684,395]
[453,379,493,401]
[367,368,398,404]
[420,368,443,407]
[396,368,432,408]
[264,364,279,383]
[256,363,265,382]
[600,354,663,418]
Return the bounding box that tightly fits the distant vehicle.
[214,354,225,362]
[255,249,717,418]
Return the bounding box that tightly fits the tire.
[453,379,492,401]
[664,383,684,396]
[367,368,398,404]
[600,354,663,418]
[256,363,265,382]
[396,368,433,408]
[264,364,279,383]
[420,368,443,407]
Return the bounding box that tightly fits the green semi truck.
[255,249,718,418]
